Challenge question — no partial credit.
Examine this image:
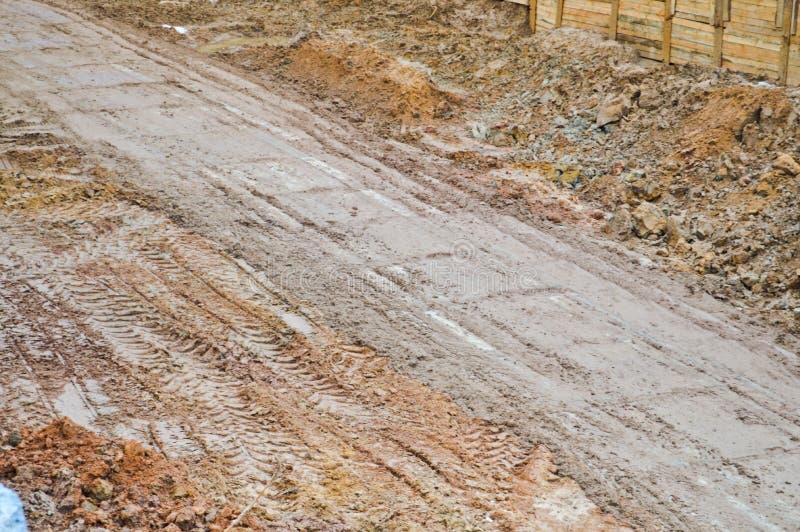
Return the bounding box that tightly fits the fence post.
[609,0,620,39]
[555,0,565,27]
[779,0,793,84]
[662,0,673,63]
[530,0,538,33]
[712,0,725,66]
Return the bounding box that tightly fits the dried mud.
[3,1,799,530]
[65,0,800,335]
[0,113,627,529]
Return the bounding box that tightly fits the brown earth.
[63,0,799,335]
[282,39,458,127]
[0,419,238,531]
[3,1,799,530]
[0,113,628,530]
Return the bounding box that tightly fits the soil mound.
[285,38,458,125]
[0,419,237,531]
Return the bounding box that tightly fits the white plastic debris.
[161,24,188,35]
[0,484,26,532]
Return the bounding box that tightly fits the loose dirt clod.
[0,419,236,530]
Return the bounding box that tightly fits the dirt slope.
[65,0,799,334]
[0,103,626,530]
[1,1,798,530]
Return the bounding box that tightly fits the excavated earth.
[63,0,800,335]
[0,105,623,530]
[1,0,799,530]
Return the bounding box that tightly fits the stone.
[773,152,800,175]
[596,95,628,127]
[631,202,667,238]
[665,216,683,244]
[692,220,715,240]
[549,165,581,187]
[25,491,56,517]
[87,478,113,502]
[6,431,22,447]
[638,88,660,110]
[170,484,191,499]
[485,128,512,147]
[119,503,142,523]
[630,178,661,201]
[172,506,196,526]
[604,207,633,239]
[741,122,760,148]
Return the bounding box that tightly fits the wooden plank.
[779,0,793,83]
[610,0,620,38]
[499,0,797,85]
[556,0,565,26]
[713,25,724,64]
[713,0,725,66]
[664,4,674,62]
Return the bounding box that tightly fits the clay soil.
[3,0,800,530]
[62,0,799,336]
[0,103,626,529]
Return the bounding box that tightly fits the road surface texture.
[1,0,798,529]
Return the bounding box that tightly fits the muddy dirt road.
[1,0,799,529]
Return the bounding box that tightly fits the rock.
[485,128,512,147]
[630,178,661,201]
[87,478,113,502]
[740,271,761,289]
[172,506,196,526]
[596,95,628,127]
[741,122,760,148]
[638,88,660,110]
[665,216,683,244]
[81,500,99,512]
[773,152,800,175]
[510,125,528,144]
[692,220,715,240]
[548,165,581,187]
[604,206,633,238]
[6,431,22,447]
[170,484,191,499]
[631,202,666,238]
[118,503,142,523]
[25,491,56,518]
[13,464,37,483]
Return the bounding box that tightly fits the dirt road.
[1,0,798,529]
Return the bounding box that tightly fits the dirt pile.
[0,419,238,531]
[249,38,458,127]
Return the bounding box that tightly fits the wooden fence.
[506,0,800,84]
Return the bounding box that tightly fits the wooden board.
[517,0,798,84]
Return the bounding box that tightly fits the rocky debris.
[596,94,629,127]
[631,202,666,238]
[773,152,800,175]
[604,206,633,239]
[87,479,113,502]
[0,419,239,531]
